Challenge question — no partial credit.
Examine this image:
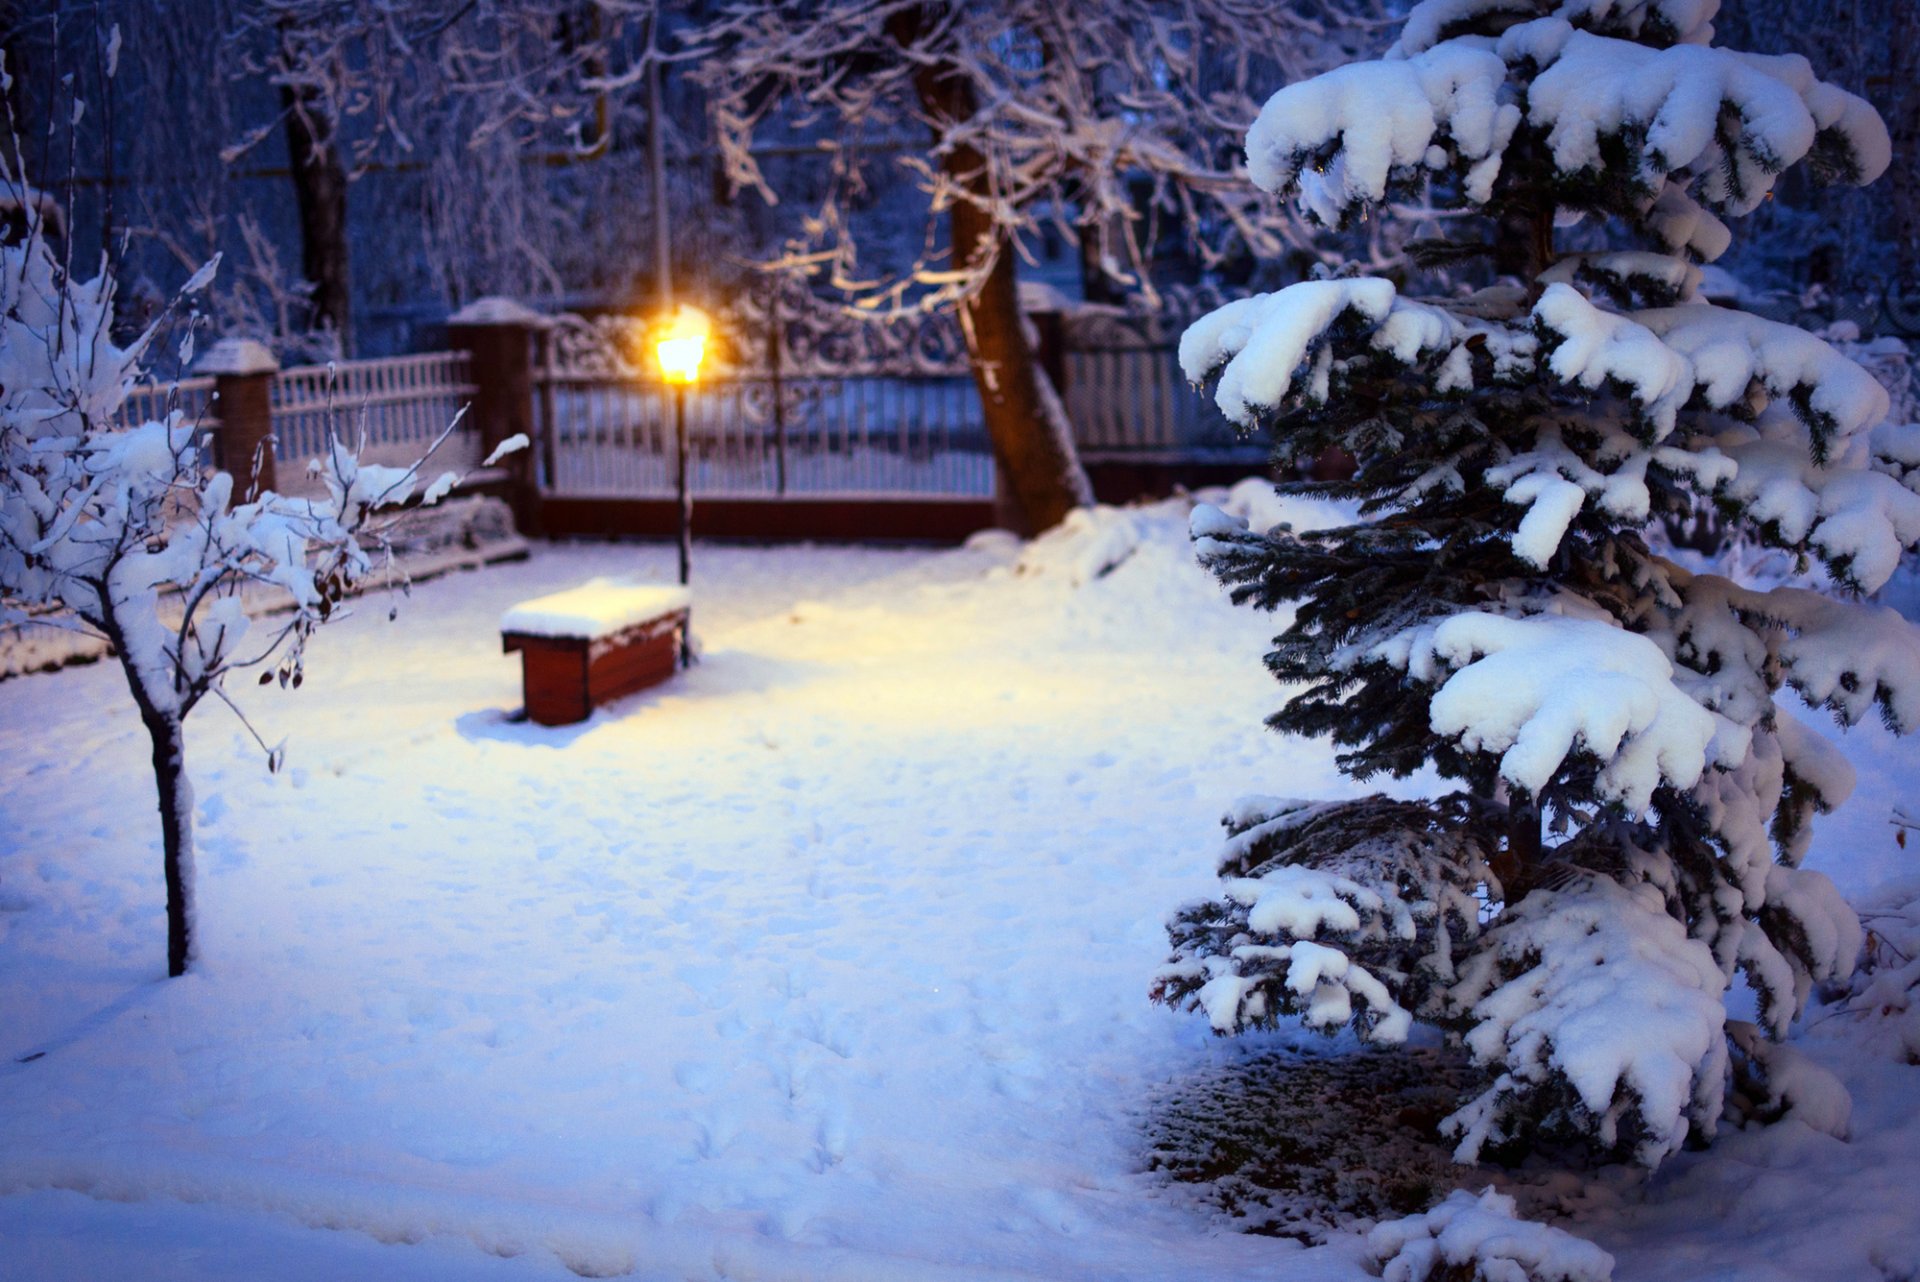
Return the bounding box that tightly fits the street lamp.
[654,305,710,589]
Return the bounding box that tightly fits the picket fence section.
[272,352,479,477]
[116,377,218,430]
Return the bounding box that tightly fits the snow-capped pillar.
[196,338,281,498]
[446,297,549,535]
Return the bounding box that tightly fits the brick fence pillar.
[196,338,280,498]
[446,297,548,535]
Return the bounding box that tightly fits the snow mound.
[1013,506,1141,586]
[1365,1187,1614,1282]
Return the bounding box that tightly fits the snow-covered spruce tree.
[0,152,497,978]
[1152,0,1920,1168]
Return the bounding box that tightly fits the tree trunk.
[96,597,198,978]
[954,197,1095,534]
[904,49,1092,534]
[141,708,195,977]
[1494,798,1542,903]
[281,83,353,353]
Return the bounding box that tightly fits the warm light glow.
[654,305,711,384]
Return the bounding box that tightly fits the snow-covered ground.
[1,491,1916,1281]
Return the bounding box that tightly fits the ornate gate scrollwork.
[540,279,972,381]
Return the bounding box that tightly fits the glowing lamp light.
[654,305,711,385]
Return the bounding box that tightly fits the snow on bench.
[500,579,691,726]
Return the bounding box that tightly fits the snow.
[2,503,1919,1280]
[1448,879,1730,1167]
[1525,26,1821,212]
[1502,468,1588,568]
[1727,1020,1854,1139]
[0,504,1344,1282]
[1639,304,1891,448]
[1643,183,1733,262]
[447,297,551,327]
[1538,252,1702,306]
[1533,284,1692,436]
[499,580,692,640]
[1378,611,1722,811]
[484,433,532,467]
[194,337,280,377]
[1178,278,1397,422]
[1242,44,1518,222]
[1367,1187,1614,1282]
[1392,0,1538,58]
[1012,505,1141,586]
[1240,11,1884,230]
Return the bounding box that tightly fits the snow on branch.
[1446,878,1729,1166]
[1639,304,1892,454]
[1642,183,1734,262]
[1521,24,1876,213]
[1534,283,1693,436]
[1700,581,1920,732]
[1244,43,1519,225]
[1241,6,1887,228]
[1363,611,1728,812]
[1179,277,1538,427]
[1178,278,1397,422]
[1155,795,1496,1046]
[1366,1187,1615,1282]
[692,0,1382,314]
[1393,0,1717,58]
[1538,250,1703,309]
[1491,290,1909,574]
[1718,432,1920,594]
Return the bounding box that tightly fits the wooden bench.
[501,581,691,726]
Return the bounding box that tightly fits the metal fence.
[1064,345,1256,459]
[527,294,1271,506]
[271,351,477,470]
[105,294,1271,519]
[1054,301,1266,463]
[532,304,996,501]
[534,370,993,499]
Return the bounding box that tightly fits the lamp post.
[653,306,710,589]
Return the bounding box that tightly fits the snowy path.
[2,500,1917,1281]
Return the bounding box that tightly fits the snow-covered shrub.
[0,148,495,976]
[1837,877,1920,1063]
[1155,0,1915,1169]
[1365,1188,1613,1282]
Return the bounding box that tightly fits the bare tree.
[0,129,513,975]
[220,0,616,354]
[690,0,1377,532]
